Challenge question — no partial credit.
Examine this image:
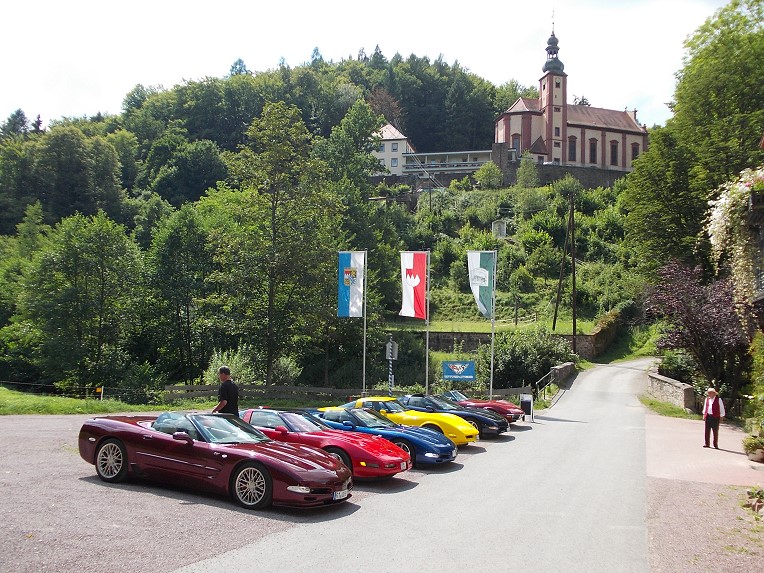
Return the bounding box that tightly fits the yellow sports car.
[337,396,478,446]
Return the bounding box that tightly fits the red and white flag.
[400,251,427,319]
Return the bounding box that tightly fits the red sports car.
[241,408,412,479]
[440,390,525,423]
[79,412,352,510]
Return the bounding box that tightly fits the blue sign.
[442,361,476,381]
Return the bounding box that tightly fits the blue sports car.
[317,407,457,467]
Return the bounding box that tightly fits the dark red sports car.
[78,412,352,509]
[440,390,525,423]
[241,408,412,479]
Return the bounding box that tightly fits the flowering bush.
[707,165,764,304]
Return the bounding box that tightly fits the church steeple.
[542,31,565,74]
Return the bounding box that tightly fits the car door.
[136,421,224,484]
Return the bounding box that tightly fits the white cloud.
[2,0,728,128]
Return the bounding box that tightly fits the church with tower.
[494,32,648,171]
[373,31,649,187]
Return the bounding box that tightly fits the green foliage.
[203,345,263,386]
[16,212,142,388]
[658,349,699,384]
[638,394,701,419]
[477,325,577,389]
[516,151,540,188]
[673,0,764,190]
[473,161,503,189]
[621,127,706,273]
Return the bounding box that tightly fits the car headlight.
[287,485,312,494]
[424,452,439,458]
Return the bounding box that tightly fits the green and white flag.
[467,250,496,318]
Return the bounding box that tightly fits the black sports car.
[398,394,509,437]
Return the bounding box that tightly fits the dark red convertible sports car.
[241,408,411,478]
[78,412,352,509]
[440,389,525,423]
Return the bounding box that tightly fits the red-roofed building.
[495,32,648,171]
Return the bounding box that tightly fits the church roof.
[505,97,541,114]
[567,105,645,133]
[378,123,407,140]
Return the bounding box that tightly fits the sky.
[2,0,730,130]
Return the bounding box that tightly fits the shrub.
[658,349,698,384]
[477,324,576,389]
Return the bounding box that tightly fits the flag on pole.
[337,251,365,317]
[467,250,496,318]
[400,251,427,319]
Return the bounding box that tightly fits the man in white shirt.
[702,387,725,449]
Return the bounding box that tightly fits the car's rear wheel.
[95,438,128,483]
[325,447,352,472]
[391,439,415,467]
[231,462,272,509]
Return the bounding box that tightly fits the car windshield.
[353,408,397,428]
[191,414,270,444]
[427,395,460,410]
[450,390,469,401]
[280,412,328,432]
[375,399,406,413]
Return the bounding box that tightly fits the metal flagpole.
[489,250,497,399]
[362,249,368,395]
[425,250,431,395]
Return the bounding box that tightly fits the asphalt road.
[0,359,653,573]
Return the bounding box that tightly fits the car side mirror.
[172,431,193,445]
[379,409,388,415]
[342,421,355,428]
[274,425,289,434]
[425,406,434,412]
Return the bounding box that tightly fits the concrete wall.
[646,372,696,412]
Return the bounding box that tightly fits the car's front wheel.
[468,419,482,437]
[231,462,273,509]
[325,447,352,472]
[391,438,415,467]
[95,438,128,483]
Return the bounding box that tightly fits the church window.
[610,141,619,166]
[631,143,640,161]
[554,142,560,148]
[554,127,560,137]
[555,79,561,88]
[554,106,561,112]
[568,137,577,161]
[589,139,598,164]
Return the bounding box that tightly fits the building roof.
[567,105,645,133]
[528,136,548,154]
[505,97,540,114]
[377,123,407,140]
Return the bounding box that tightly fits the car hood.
[306,430,407,458]
[386,410,475,433]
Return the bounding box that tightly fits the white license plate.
[333,489,349,501]
[400,461,408,470]
[452,449,457,457]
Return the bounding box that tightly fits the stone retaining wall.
[646,371,696,412]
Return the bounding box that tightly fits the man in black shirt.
[212,365,239,416]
